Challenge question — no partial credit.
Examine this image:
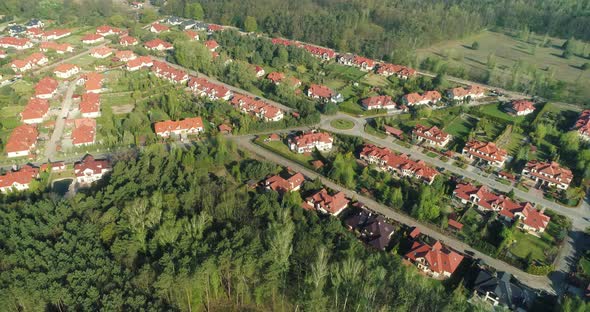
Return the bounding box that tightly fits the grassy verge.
[330,119,354,130]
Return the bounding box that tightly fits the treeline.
[158,0,590,64]
[0,140,491,311]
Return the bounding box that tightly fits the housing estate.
[405,240,464,279]
[288,132,333,153]
[412,125,452,148]
[154,117,204,138]
[75,155,111,185]
[462,140,507,167]
[304,189,349,216]
[521,160,573,190]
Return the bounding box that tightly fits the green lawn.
[501,131,526,154]
[580,257,590,275]
[508,230,552,263]
[325,64,367,81]
[330,119,355,130]
[477,103,526,123]
[443,115,476,138]
[255,136,315,167]
[361,73,389,87]
[69,54,98,68]
[338,100,364,115]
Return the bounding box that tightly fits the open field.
[417,30,590,85]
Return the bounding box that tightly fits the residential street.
[44,81,75,161]
[233,135,557,293]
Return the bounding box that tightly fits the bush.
[471,41,480,50]
[527,264,554,276]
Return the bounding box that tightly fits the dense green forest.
[0,141,478,311]
[158,0,590,63]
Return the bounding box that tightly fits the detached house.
[0,37,34,50]
[412,124,452,148]
[205,40,219,52]
[0,165,39,193]
[352,55,376,71]
[25,19,44,29]
[81,34,104,44]
[154,117,204,138]
[41,29,71,41]
[473,271,532,311]
[462,140,507,167]
[6,124,38,158]
[96,25,123,37]
[230,93,284,122]
[75,155,111,185]
[82,72,104,93]
[184,30,200,41]
[144,39,173,51]
[151,61,189,84]
[508,100,535,116]
[115,50,136,62]
[150,23,170,33]
[573,110,590,141]
[54,63,80,79]
[307,84,342,103]
[289,132,333,153]
[72,118,97,146]
[126,56,153,71]
[21,98,49,124]
[90,47,114,58]
[405,240,464,279]
[40,41,74,54]
[80,93,101,118]
[401,91,442,106]
[446,85,486,101]
[521,160,573,190]
[264,172,305,193]
[267,72,285,85]
[305,189,349,216]
[361,95,396,110]
[119,35,138,46]
[35,77,59,99]
[345,209,395,250]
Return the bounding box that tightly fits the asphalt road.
[233,135,556,293]
[43,81,75,162]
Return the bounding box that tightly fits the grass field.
[361,74,389,87]
[508,230,552,263]
[255,136,315,167]
[417,30,590,85]
[477,103,526,123]
[330,119,355,130]
[444,115,476,138]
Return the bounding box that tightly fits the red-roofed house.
[41,29,71,41]
[446,85,486,101]
[376,63,416,79]
[10,52,48,72]
[359,144,439,184]
[188,77,233,101]
[264,172,305,193]
[90,46,114,58]
[144,38,173,51]
[10,59,33,72]
[267,72,285,85]
[151,61,189,84]
[508,100,535,116]
[384,126,404,139]
[453,182,551,234]
[0,37,34,50]
[412,124,452,148]
[307,84,334,102]
[35,77,59,99]
[208,24,223,33]
[150,23,170,33]
[154,117,204,138]
[522,160,573,190]
[81,72,104,93]
[21,98,49,124]
[81,34,104,44]
[119,35,138,46]
[0,165,39,193]
[184,30,200,40]
[80,93,101,118]
[401,91,442,106]
[352,55,376,71]
[306,189,350,216]
[361,95,396,110]
[26,27,42,38]
[75,155,110,185]
[289,132,333,153]
[573,110,590,141]
[405,240,464,278]
[126,56,153,71]
[448,219,463,231]
[54,63,80,79]
[230,93,284,122]
[115,50,136,62]
[40,41,74,54]
[0,50,6,59]
[303,45,335,60]
[72,118,97,146]
[6,124,38,158]
[96,25,123,36]
[462,140,507,167]
[253,65,265,78]
[205,40,219,52]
